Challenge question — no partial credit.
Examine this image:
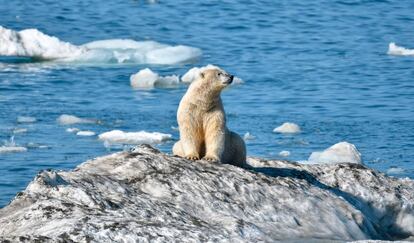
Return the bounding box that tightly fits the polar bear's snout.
[223,74,234,85]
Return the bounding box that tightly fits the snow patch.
[57,114,95,125]
[307,141,362,164]
[387,42,414,56]
[76,131,96,136]
[130,68,179,89]
[181,64,243,84]
[0,26,201,65]
[98,130,172,145]
[16,116,36,123]
[273,122,301,134]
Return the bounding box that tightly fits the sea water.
[0,0,413,207]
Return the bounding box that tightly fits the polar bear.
[172,67,246,167]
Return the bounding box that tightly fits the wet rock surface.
[0,145,413,242]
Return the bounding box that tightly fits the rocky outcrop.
[0,145,413,242]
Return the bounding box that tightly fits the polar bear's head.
[198,68,234,91]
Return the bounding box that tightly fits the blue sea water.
[0,0,413,207]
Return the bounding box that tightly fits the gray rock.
[0,144,413,242]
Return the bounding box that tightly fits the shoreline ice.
[0,26,202,65]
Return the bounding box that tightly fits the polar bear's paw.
[185,154,200,161]
[203,156,219,162]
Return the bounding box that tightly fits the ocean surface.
[0,0,413,207]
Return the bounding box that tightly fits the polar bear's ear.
[199,71,205,79]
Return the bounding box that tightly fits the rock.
[0,144,413,242]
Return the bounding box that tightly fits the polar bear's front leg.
[203,124,225,162]
[179,123,203,160]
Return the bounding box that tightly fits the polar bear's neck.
[186,81,222,111]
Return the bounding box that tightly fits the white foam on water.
[57,115,95,125]
[273,122,301,134]
[76,131,96,136]
[279,150,290,157]
[387,42,414,56]
[130,68,180,89]
[306,141,362,165]
[16,116,36,123]
[0,26,202,64]
[181,64,243,84]
[243,132,256,141]
[98,130,172,145]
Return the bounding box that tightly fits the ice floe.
[181,64,243,84]
[98,130,172,145]
[66,127,80,133]
[279,150,290,157]
[243,132,256,141]
[57,114,95,125]
[76,131,96,136]
[16,116,36,123]
[130,68,180,89]
[273,122,301,134]
[307,141,362,164]
[0,136,27,153]
[386,167,406,175]
[0,26,201,64]
[12,128,28,134]
[387,42,414,56]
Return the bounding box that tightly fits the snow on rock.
[181,64,243,84]
[0,144,413,242]
[0,26,201,64]
[57,114,95,125]
[273,122,301,134]
[308,141,362,164]
[16,116,37,123]
[98,130,172,145]
[130,68,179,89]
[388,42,414,56]
[76,131,95,136]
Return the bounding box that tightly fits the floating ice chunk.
[98,130,172,145]
[130,68,180,89]
[0,146,27,153]
[13,128,28,134]
[16,116,36,123]
[387,42,414,56]
[146,46,202,65]
[243,132,256,141]
[0,26,84,59]
[0,136,27,153]
[307,142,362,164]
[57,114,95,125]
[386,167,405,175]
[279,150,290,157]
[273,122,301,134]
[66,127,80,133]
[76,131,96,136]
[0,26,202,64]
[181,64,243,84]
